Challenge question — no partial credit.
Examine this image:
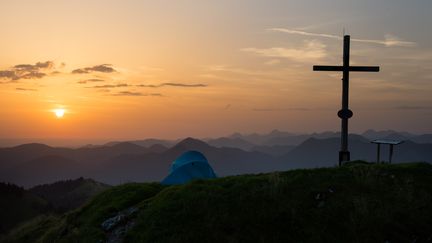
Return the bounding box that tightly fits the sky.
[1,0,431,142]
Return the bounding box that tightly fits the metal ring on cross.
[338,109,353,119]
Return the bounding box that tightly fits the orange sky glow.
[1,1,431,142]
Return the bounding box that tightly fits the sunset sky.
[1,0,431,142]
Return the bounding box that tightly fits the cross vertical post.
[313,35,380,166]
[340,35,351,164]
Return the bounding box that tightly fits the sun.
[53,108,66,118]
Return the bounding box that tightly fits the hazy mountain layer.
[1,133,432,188]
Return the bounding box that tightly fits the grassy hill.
[0,183,49,236]
[0,178,110,239]
[3,162,432,243]
[29,177,110,213]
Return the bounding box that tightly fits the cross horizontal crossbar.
[313,65,380,72]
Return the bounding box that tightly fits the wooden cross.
[313,35,380,166]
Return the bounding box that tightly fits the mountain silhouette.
[170,137,212,151]
[279,137,375,168]
[105,138,175,148]
[1,133,432,187]
[206,137,256,150]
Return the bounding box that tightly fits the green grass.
[2,216,59,243]
[0,190,50,236]
[1,183,164,243]
[29,178,111,213]
[3,162,432,243]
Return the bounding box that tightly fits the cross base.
[339,151,350,166]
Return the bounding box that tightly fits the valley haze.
[1,129,431,188]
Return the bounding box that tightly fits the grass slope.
[0,183,50,236]
[0,178,110,240]
[3,162,432,243]
[29,178,111,213]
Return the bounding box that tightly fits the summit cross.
[313,35,380,166]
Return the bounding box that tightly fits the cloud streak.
[242,40,327,62]
[77,78,105,84]
[136,82,207,88]
[269,28,416,47]
[16,87,37,91]
[87,82,206,89]
[111,91,163,97]
[72,64,116,74]
[89,83,128,88]
[0,61,54,81]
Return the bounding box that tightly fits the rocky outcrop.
[101,207,138,243]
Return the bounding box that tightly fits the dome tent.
[161,151,217,185]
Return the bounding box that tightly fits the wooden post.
[376,144,381,163]
[340,35,351,165]
[389,144,394,164]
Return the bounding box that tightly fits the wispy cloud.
[357,34,417,47]
[111,91,163,97]
[87,82,207,89]
[0,71,18,80]
[89,83,128,88]
[0,61,54,81]
[72,64,116,74]
[269,28,416,47]
[242,40,327,62]
[270,28,338,39]
[77,78,105,84]
[94,89,111,93]
[136,82,207,88]
[14,61,54,70]
[16,87,37,91]
[162,83,207,87]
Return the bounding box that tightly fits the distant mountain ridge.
[205,137,256,150]
[104,139,176,148]
[0,138,279,187]
[227,129,430,147]
[1,130,431,188]
[1,130,430,150]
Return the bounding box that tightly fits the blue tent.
[161,151,217,185]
